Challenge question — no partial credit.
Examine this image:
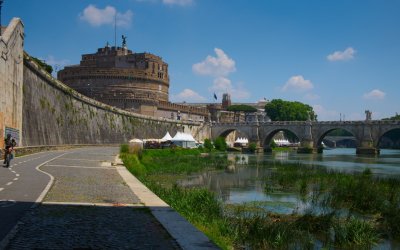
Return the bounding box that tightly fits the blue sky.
[3,0,400,120]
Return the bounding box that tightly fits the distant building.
[222,93,231,109]
[185,94,270,123]
[58,41,208,121]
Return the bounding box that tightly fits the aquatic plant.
[332,218,380,248]
[121,148,400,249]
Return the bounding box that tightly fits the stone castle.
[58,40,208,121]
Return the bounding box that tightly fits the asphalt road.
[0,150,67,242]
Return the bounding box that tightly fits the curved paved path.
[0,150,66,242]
[0,147,180,249]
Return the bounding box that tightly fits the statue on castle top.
[122,35,127,48]
[365,110,372,121]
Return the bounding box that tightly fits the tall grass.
[120,148,399,249]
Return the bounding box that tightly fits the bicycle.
[3,148,13,168]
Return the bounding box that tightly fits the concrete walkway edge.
[115,158,219,250]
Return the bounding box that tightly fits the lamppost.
[0,0,4,36]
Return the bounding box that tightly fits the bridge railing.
[211,120,400,126]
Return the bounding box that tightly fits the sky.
[2,0,400,121]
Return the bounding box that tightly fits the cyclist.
[3,134,16,167]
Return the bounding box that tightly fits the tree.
[213,137,227,151]
[227,105,257,112]
[248,142,257,153]
[382,114,400,120]
[265,99,317,121]
[204,138,213,151]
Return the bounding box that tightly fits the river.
[179,148,400,249]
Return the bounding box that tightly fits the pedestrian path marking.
[16,174,20,177]
[6,182,12,186]
[13,178,18,181]
[0,188,4,192]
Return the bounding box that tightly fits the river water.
[179,148,400,249]
[181,148,400,207]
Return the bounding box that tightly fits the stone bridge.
[211,120,400,154]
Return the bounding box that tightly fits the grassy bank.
[120,146,400,249]
[120,147,234,248]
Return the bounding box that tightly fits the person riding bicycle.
[3,134,16,167]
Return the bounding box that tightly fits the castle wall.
[58,67,169,102]
[22,55,210,146]
[0,18,24,147]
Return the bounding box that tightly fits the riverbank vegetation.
[120,146,400,249]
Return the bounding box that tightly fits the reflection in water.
[179,148,400,249]
[179,148,400,211]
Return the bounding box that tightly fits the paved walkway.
[2,147,180,249]
[0,150,66,243]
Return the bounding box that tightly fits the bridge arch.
[214,127,251,143]
[377,127,400,149]
[262,128,300,148]
[315,128,358,148]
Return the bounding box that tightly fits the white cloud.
[327,47,356,61]
[282,75,314,92]
[363,89,386,100]
[194,48,250,100]
[192,48,236,77]
[173,89,205,102]
[79,5,133,28]
[210,77,232,92]
[209,77,250,100]
[162,0,193,6]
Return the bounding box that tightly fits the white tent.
[274,139,290,147]
[161,132,173,142]
[171,132,197,148]
[234,137,249,145]
[129,138,143,143]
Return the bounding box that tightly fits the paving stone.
[6,147,180,249]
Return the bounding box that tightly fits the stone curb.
[115,155,219,250]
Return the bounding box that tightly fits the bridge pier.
[356,139,380,155]
[356,147,380,155]
[297,121,317,154]
[297,140,318,154]
[356,125,380,155]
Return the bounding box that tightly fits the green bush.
[120,144,129,154]
[119,153,146,177]
[204,138,213,151]
[213,137,227,151]
[248,142,257,153]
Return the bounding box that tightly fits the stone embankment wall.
[0,18,24,147]
[22,55,210,146]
